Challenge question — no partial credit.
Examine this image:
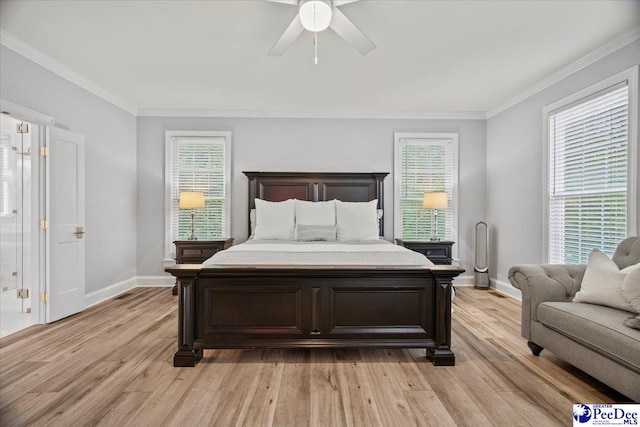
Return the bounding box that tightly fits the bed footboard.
[167,265,463,367]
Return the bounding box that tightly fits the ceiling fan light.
[299,0,332,32]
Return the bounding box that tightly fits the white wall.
[0,45,138,294]
[486,39,640,293]
[137,117,486,277]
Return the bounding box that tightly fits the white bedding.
[203,239,434,267]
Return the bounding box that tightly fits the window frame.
[542,66,639,263]
[164,130,232,261]
[393,132,459,259]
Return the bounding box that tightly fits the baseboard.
[85,274,498,307]
[490,278,522,301]
[136,276,175,287]
[453,274,474,286]
[85,276,174,309]
[85,277,137,309]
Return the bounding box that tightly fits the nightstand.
[172,238,234,295]
[396,239,454,265]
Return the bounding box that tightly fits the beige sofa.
[509,237,640,402]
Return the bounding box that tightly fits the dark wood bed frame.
[165,172,464,367]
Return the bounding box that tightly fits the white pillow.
[249,209,256,238]
[573,249,640,313]
[335,199,379,241]
[622,269,640,313]
[295,224,337,241]
[253,199,295,240]
[294,199,336,226]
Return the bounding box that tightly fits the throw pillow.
[296,224,337,241]
[572,249,640,313]
[622,268,640,313]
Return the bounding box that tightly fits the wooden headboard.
[244,172,389,235]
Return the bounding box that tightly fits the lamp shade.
[179,191,205,209]
[299,0,332,32]
[423,192,448,209]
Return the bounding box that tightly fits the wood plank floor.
[0,287,630,426]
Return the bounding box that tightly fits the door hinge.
[17,288,29,299]
[40,219,48,230]
[17,122,29,134]
[40,292,49,303]
[40,146,48,157]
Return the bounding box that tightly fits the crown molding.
[0,98,55,125]
[0,29,138,116]
[137,108,486,120]
[486,26,640,119]
[2,25,637,121]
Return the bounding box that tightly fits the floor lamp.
[179,191,205,240]
[423,192,448,241]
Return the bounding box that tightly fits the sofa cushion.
[537,302,640,372]
[573,249,640,313]
[613,236,640,269]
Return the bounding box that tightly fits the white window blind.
[548,83,629,264]
[395,136,455,240]
[169,135,230,247]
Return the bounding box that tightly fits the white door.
[46,127,85,322]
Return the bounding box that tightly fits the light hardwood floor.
[0,287,629,426]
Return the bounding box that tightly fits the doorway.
[0,114,38,337]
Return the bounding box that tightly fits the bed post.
[427,267,459,366]
[170,267,203,367]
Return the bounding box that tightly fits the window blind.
[397,138,454,240]
[548,83,628,264]
[170,136,229,244]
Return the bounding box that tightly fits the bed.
[165,171,464,367]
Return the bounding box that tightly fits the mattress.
[203,239,434,267]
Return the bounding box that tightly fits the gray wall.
[137,117,486,277]
[11,32,635,296]
[486,39,640,291]
[0,45,138,294]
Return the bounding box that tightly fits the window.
[394,133,458,244]
[545,70,637,264]
[165,131,231,259]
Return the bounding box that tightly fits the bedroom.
[0,0,639,425]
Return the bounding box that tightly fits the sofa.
[509,237,640,402]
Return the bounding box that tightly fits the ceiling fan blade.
[329,7,376,56]
[268,15,305,56]
[333,0,360,6]
[265,0,299,5]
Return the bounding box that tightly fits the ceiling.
[1,0,639,115]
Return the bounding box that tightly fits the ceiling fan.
[266,0,376,63]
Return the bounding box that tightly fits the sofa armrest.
[508,264,585,340]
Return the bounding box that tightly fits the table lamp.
[179,191,205,240]
[423,192,448,241]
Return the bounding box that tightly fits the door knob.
[74,226,85,239]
